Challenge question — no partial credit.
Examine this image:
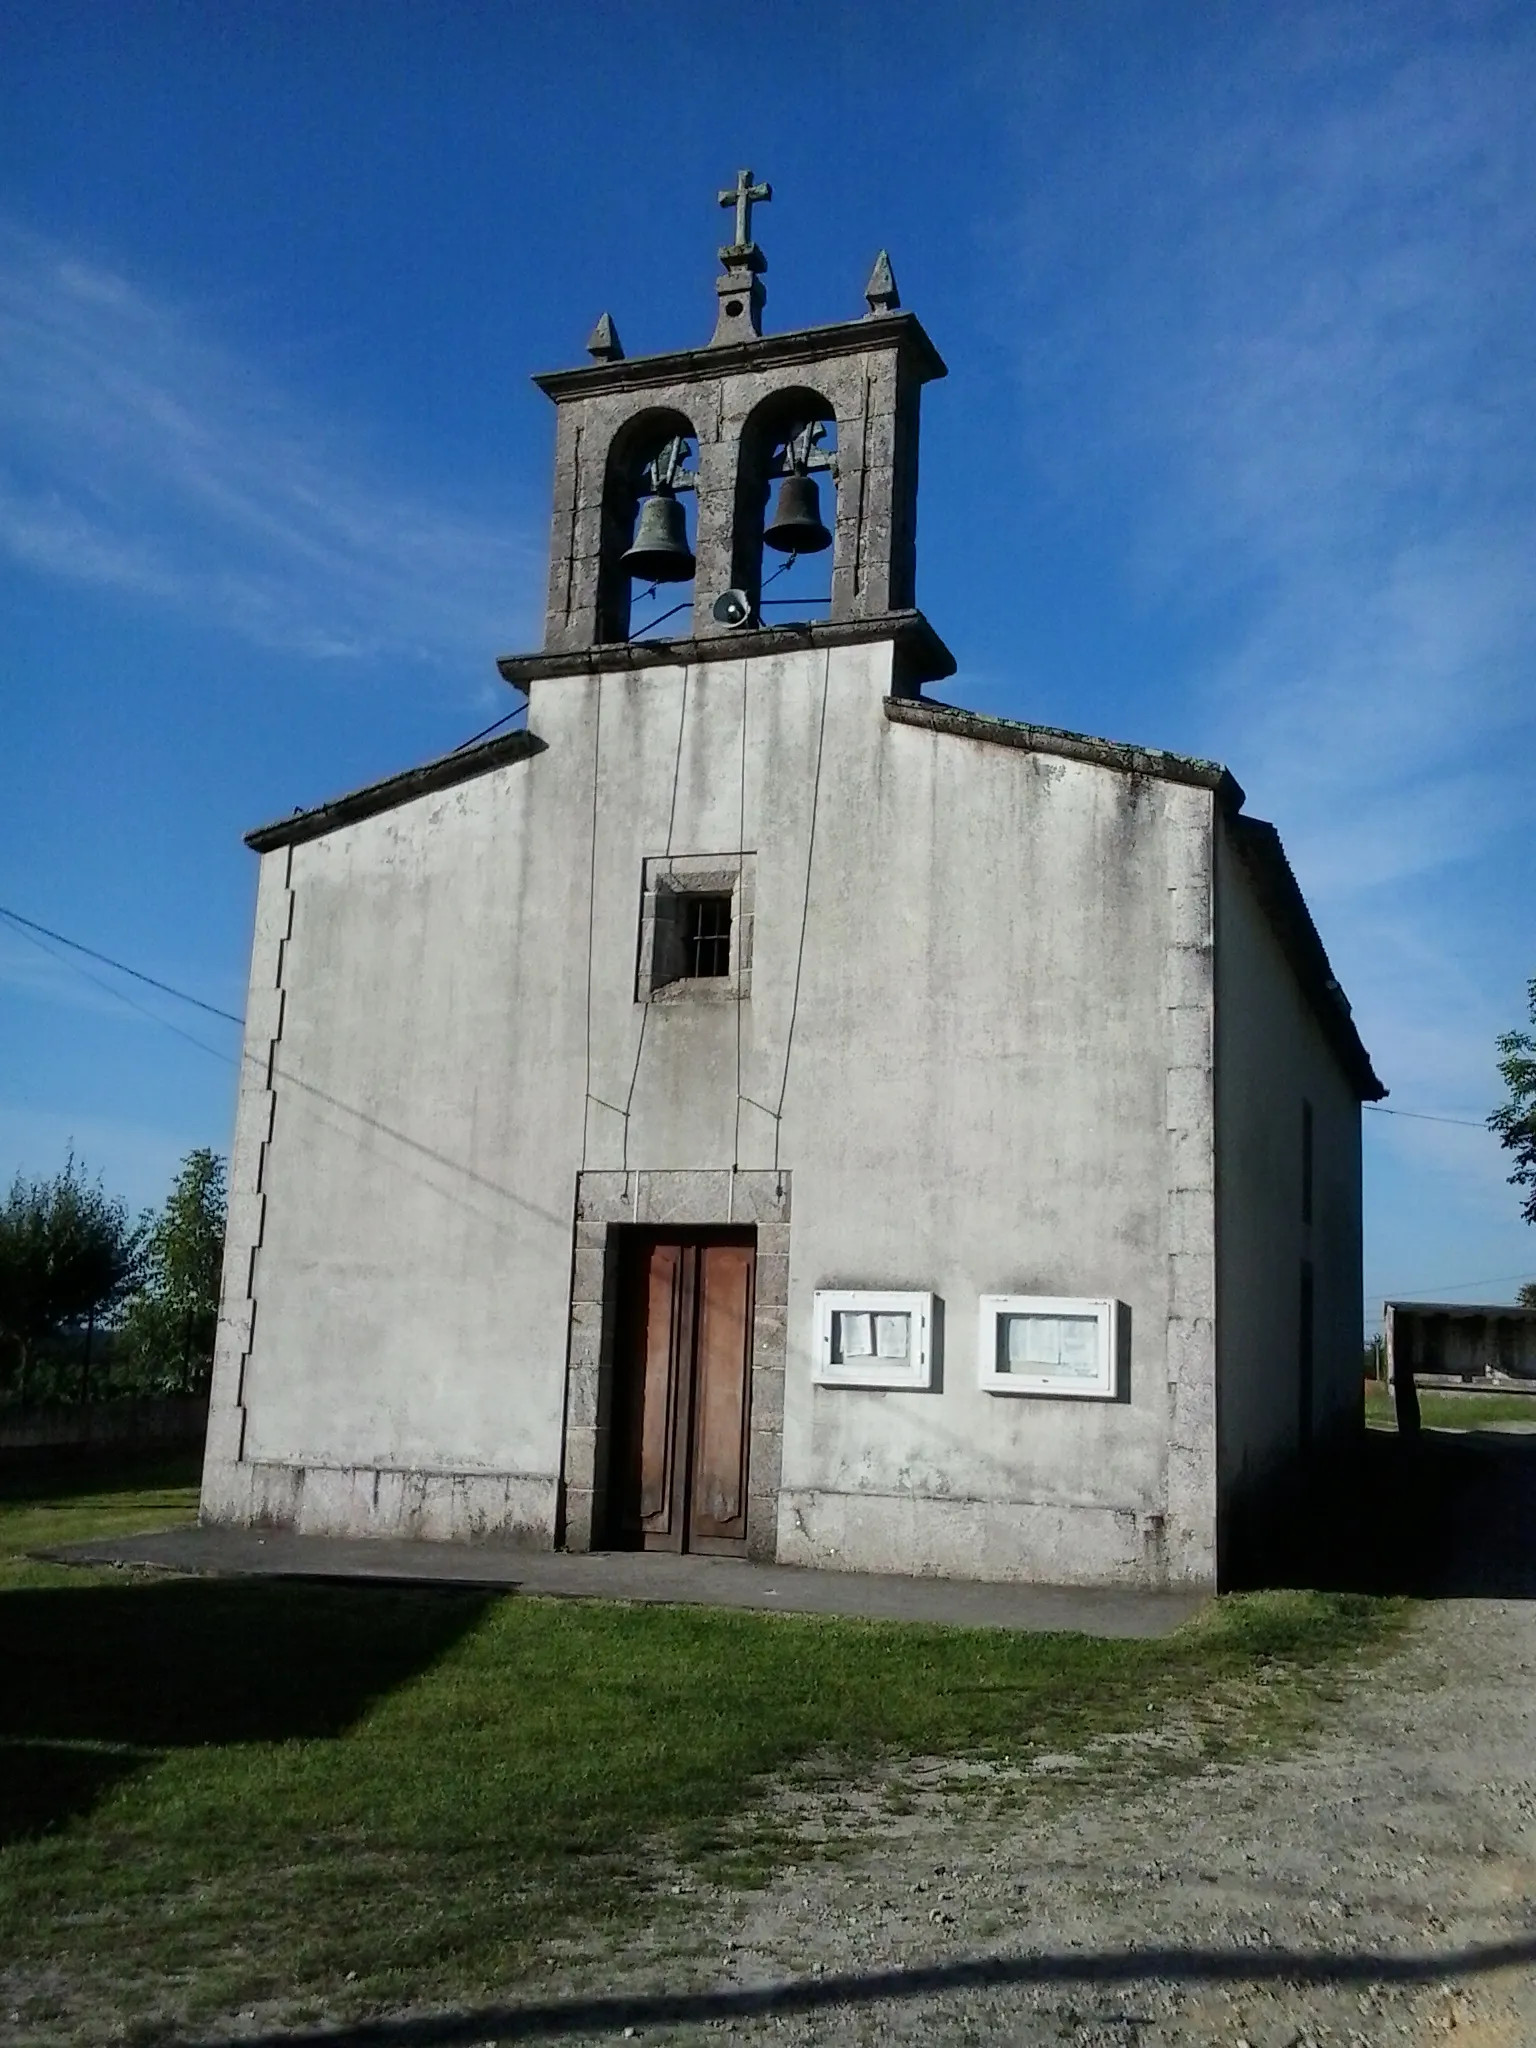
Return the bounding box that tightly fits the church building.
[201,176,1384,1588]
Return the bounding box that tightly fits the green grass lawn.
[0,1456,1406,2044]
[1363,1383,1536,1430]
[0,1449,202,1591]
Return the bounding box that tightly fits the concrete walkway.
[41,1525,1207,1637]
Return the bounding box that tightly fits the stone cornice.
[885,695,1246,807]
[245,729,545,853]
[531,310,946,402]
[497,610,956,691]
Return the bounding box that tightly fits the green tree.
[1519,1282,1536,1310]
[0,1156,139,1404]
[1490,976,1536,1229]
[119,1149,228,1396]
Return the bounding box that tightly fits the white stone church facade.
[201,192,1383,1588]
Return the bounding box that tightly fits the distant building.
[1386,1302,1536,1386]
[201,180,1384,1587]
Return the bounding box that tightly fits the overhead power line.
[1365,1105,1489,1131]
[0,902,1517,1161]
[0,903,244,1026]
[1368,1270,1535,1298]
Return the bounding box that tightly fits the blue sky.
[2,0,1532,1321]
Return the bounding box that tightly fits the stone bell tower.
[498,171,955,696]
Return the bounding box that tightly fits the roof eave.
[884,694,1244,805]
[245,727,545,853]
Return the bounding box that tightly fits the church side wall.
[1212,822,1364,1575]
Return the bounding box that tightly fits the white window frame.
[977,1295,1120,1399]
[813,1290,935,1390]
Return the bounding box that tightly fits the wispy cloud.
[0,221,540,666]
[1009,6,1536,1084]
[996,6,1536,1291]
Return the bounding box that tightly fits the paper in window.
[1057,1316,1099,1375]
[1003,1311,1100,1378]
[874,1313,910,1360]
[837,1311,874,1358]
[1008,1315,1062,1367]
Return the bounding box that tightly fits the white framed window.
[813,1290,935,1390]
[977,1295,1121,1399]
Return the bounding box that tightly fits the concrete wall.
[759,679,1218,1587]
[204,637,1219,1582]
[1213,820,1363,1569]
[204,701,591,1542]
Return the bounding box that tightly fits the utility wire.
[450,700,527,754]
[2,910,236,1064]
[0,903,1515,1152]
[0,904,243,1025]
[1371,1269,1535,1296]
[1365,1105,1489,1130]
[773,646,832,1171]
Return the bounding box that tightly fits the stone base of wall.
[200,1458,557,1546]
[774,1488,1213,1589]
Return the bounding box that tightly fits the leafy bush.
[0,1157,139,1404]
[0,1149,226,1407]
[116,1150,227,1398]
[1490,974,1536,1229]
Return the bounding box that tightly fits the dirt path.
[534,1593,1536,2047]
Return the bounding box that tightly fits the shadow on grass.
[0,1740,153,1845]
[1234,1427,1536,1599]
[0,1578,495,1845]
[188,1935,1536,2045]
[0,1446,205,1505]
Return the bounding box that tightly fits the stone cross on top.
[711,168,773,347]
[719,168,771,251]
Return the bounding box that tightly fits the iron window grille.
[681,894,732,978]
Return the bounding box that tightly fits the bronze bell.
[620,488,695,583]
[763,471,832,555]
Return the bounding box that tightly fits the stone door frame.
[560,1169,790,1561]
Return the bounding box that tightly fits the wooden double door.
[610,1227,756,1555]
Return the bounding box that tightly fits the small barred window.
[681,894,732,978]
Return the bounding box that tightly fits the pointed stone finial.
[585,312,624,362]
[863,250,900,316]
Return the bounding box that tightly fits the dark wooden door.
[612,1229,755,1555]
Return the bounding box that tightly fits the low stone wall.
[0,1397,208,1460]
[1413,1374,1536,1397]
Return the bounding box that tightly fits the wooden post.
[79,1309,95,1407]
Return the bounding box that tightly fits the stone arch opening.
[597,407,700,644]
[730,387,839,627]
